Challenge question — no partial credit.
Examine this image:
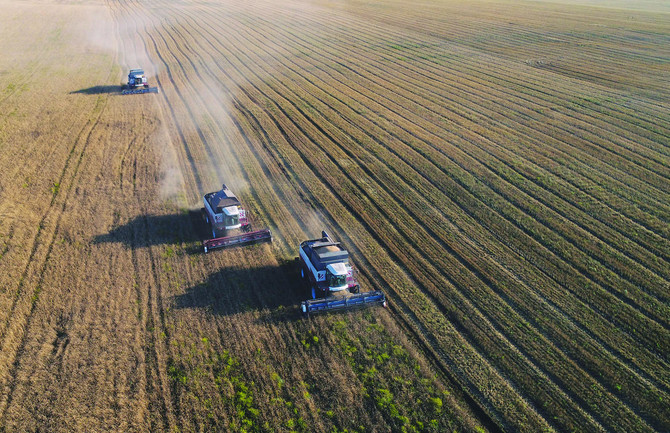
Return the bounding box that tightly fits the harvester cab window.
[221,205,240,228]
[328,272,347,288]
[225,215,239,227]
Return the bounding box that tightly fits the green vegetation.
[329,316,464,432]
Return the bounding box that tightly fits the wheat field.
[0,0,668,431]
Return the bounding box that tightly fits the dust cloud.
[104,3,250,205]
[152,122,187,203]
[114,18,163,82]
[85,0,330,233]
[78,2,182,201]
[189,67,250,195]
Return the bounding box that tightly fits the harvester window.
[329,273,347,288]
[225,215,239,227]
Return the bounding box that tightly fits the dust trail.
[114,18,163,83]
[153,122,187,204]
[68,1,158,79]
[98,3,163,81]
[102,2,248,205]
[297,208,325,236]
[166,53,252,201]
[89,2,182,202]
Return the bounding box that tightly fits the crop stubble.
[0,0,668,432]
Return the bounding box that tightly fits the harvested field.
[0,0,668,432]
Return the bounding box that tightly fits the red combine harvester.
[298,230,386,316]
[201,184,272,252]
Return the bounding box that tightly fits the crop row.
[205,1,668,428]
[110,1,497,431]
[354,0,670,99]
[113,0,669,431]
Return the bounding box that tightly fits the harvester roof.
[310,242,349,266]
[205,185,241,212]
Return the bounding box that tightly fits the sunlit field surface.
[0,0,668,431]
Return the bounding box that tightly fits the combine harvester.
[122,68,159,95]
[201,184,272,252]
[298,231,387,316]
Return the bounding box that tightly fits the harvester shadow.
[92,210,208,252]
[70,85,122,95]
[174,259,306,321]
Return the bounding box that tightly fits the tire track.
[164,5,668,430]
[184,0,670,350]
[0,87,111,422]
[101,1,669,432]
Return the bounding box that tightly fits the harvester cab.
[298,231,387,316]
[128,68,148,88]
[201,184,272,252]
[122,68,159,95]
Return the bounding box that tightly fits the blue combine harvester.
[298,231,387,316]
[122,68,159,95]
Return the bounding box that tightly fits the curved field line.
[351,1,670,103]
[253,8,670,251]
[285,6,670,199]
[104,1,669,431]
[214,6,670,330]
[270,2,670,167]
[180,2,670,428]
[227,5,670,276]
[165,4,668,428]
[239,10,670,316]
